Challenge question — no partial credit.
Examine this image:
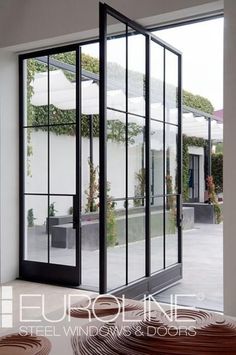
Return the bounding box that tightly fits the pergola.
[31,56,223,176]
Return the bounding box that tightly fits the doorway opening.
[19,3,182,297]
[189,154,200,202]
[154,16,224,311]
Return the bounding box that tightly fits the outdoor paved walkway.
[155,223,223,311]
[27,223,223,310]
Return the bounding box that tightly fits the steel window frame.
[19,47,82,286]
[99,3,183,296]
[19,3,182,295]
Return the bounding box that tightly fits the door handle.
[177,195,183,229]
[73,195,79,229]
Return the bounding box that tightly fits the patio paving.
[154,223,223,311]
[26,223,223,311]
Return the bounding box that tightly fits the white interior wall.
[0,50,19,282]
[0,0,223,49]
[224,0,236,317]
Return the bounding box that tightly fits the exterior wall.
[188,145,205,202]
[26,131,145,223]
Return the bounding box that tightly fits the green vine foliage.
[28,51,216,204]
[27,53,143,143]
[212,153,223,194]
[207,176,222,223]
[183,90,214,114]
[28,52,215,137]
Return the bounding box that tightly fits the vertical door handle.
[73,195,79,229]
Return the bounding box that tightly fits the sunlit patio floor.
[26,223,223,311]
[155,223,223,311]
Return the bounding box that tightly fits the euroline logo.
[0,286,13,328]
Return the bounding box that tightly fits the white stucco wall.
[224,0,236,317]
[26,131,151,223]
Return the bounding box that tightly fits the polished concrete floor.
[0,280,95,354]
[25,223,223,309]
[26,226,178,290]
[155,223,223,311]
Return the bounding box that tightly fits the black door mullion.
[75,47,82,280]
[163,48,166,270]
[99,2,108,294]
[125,24,129,285]
[47,55,50,264]
[177,54,183,265]
[145,34,151,277]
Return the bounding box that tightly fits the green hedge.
[212,153,223,194]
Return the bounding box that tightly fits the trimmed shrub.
[212,153,223,194]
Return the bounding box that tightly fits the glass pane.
[151,196,164,273]
[25,58,48,126]
[24,195,48,262]
[107,110,126,199]
[165,124,178,194]
[107,17,126,112]
[24,127,48,194]
[128,115,145,198]
[107,200,126,290]
[193,156,199,199]
[49,196,75,266]
[81,208,99,289]
[165,195,178,267]
[151,120,164,196]
[128,198,145,282]
[49,124,76,195]
[165,50,179,125]
[128,30,146,116]
[150,41,164,121]
[81,43,99,116]
[49,52,76,124]
[80,43,100,289]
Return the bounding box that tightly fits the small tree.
[133,168,145,207]
[165,175,176,233]
[84,160,99,213]
[212,153,223,194]
[207,175,222,224]
[27,208,36,227]
[84,161,117,246]
[106,182,117,247]
[49,202,57,217]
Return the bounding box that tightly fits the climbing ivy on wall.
[27,52,144,142]
[183,90,214,114]
[28,51,216,198]
[28,52,215,136]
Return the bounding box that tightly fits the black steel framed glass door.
[19,3,182,295]
[19,48,81,286]
[189,154,200,202]
[99,3,182,297]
